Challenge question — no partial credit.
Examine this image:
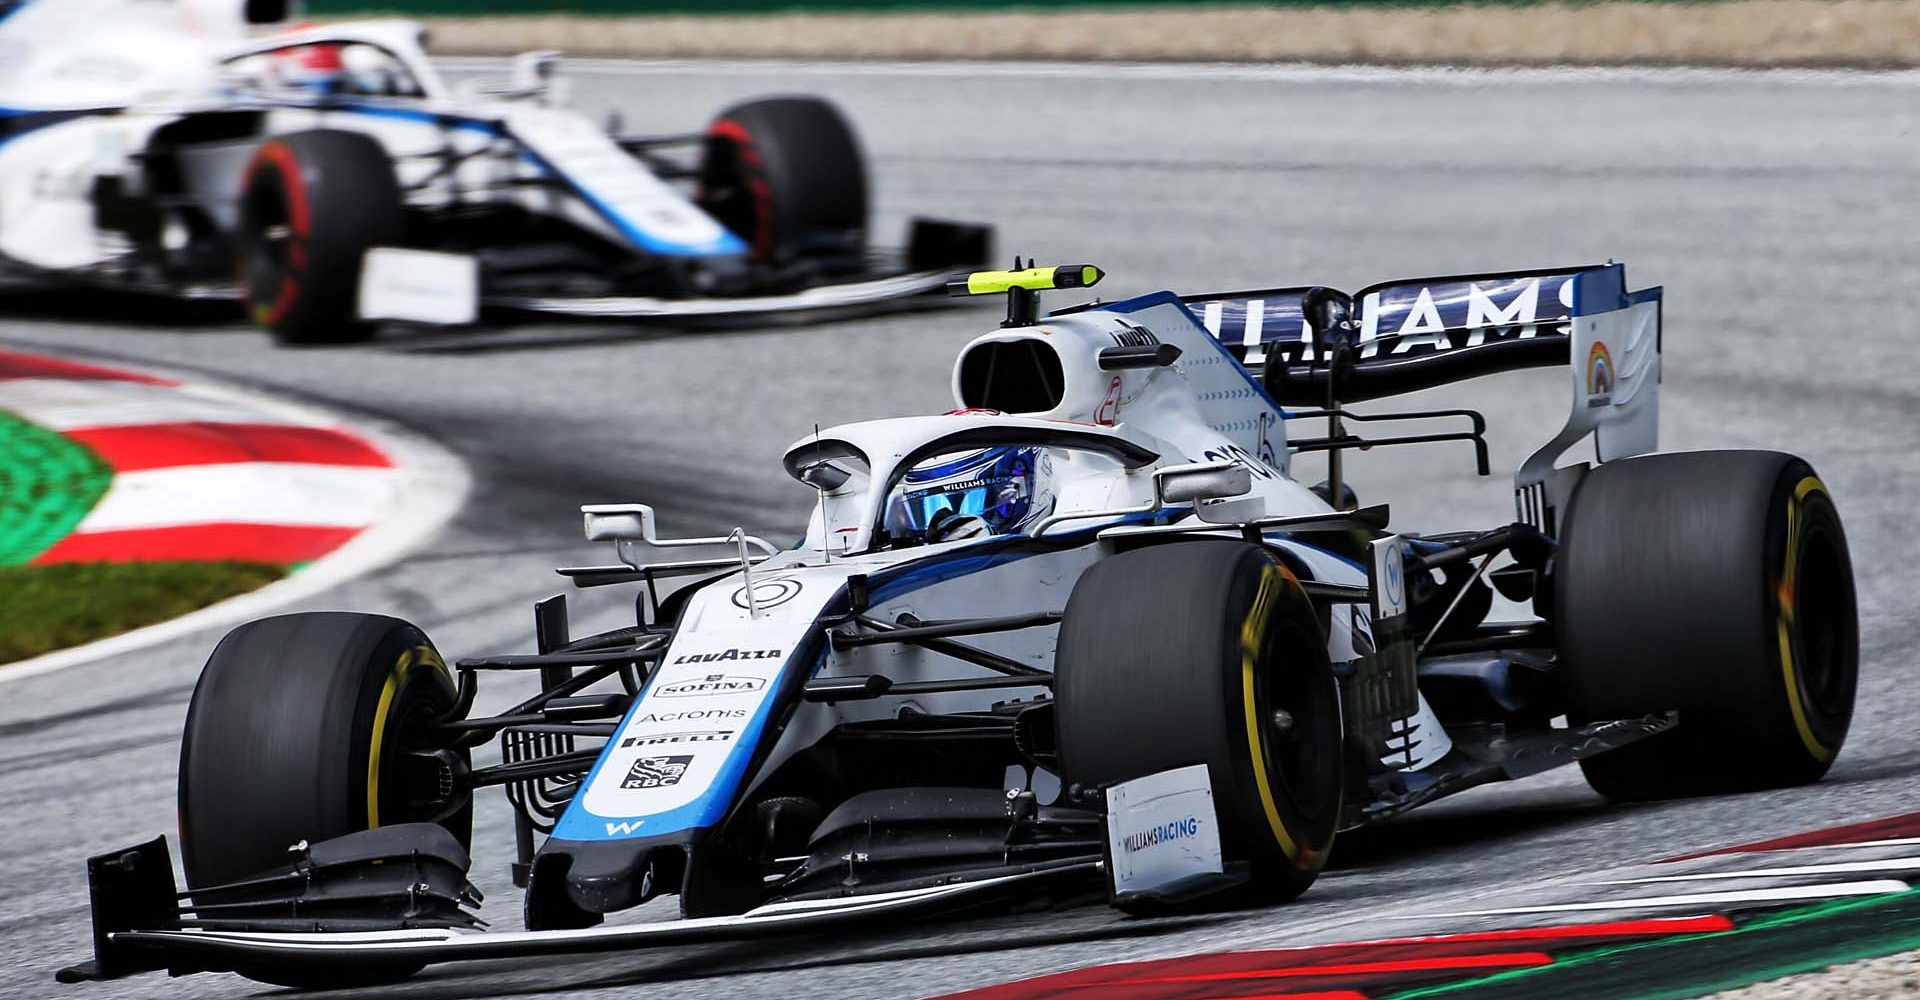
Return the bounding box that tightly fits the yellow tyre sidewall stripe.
[1244,560,1305,863]
[366,644,450,829]
[1777,476,1834,764]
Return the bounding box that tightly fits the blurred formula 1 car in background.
[0,0,991,343]
[61,260,1859,988]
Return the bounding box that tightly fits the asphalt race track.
[2,61,1918,999]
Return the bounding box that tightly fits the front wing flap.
[483,217,994,321]
[488,265,954,319]
[59,850,1096,983]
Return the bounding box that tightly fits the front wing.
[488,266,955,320]
[58,838,1097,983]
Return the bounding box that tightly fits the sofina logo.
[655,674,767,697]
[1586,341,1615,405]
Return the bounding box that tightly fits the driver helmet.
[884,446,1056,545]
[272,43,347,95]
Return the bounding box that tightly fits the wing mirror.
[512,50,560,88]
[1156,462,1253,504]
[1156,461,1268,524]
[784,439,868,497]
[796,462,852,493]
[452,50,569,105]
[582,503,659,542]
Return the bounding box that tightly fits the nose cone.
[527,836,696,926]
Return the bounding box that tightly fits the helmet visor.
[899,476,1029,534]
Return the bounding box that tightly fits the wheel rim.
[1253,615,1342,832]
[1790,522,1854,723]
[701,123,776,260]
[241,164,301,326]
[370,654,468,830]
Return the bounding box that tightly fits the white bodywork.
[554,291,1433,844]
[1,0,923,316]
[0,8,728,263]
[65,270,1666,975]
[559,265,1663,845]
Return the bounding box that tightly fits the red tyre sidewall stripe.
[245,142,312,327]
[708,119,777,260]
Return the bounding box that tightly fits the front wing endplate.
[84,861,1098,980]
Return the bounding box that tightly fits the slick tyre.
[1556,451,1858,801]
[699,97,868,264]
[1056,542,1342,911]
[237,130,403,345]
[178,612,470,889]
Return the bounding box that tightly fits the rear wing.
[1187,263,1662,533]
[1188,265,1604,403]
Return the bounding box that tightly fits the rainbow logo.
[1587,341,1615,400]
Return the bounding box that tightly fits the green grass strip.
[1381,888,1920,1000]
[0,410,113,567]
[0,562,286,664]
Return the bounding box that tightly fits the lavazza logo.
[671,648,782,665]
[1120,815,1202,854]
[654,673,768,697]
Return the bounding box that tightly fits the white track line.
[0,378,312,431]
[0,363,471,686]
[1657,837,1920,863]
[78,464,397,531]
[434,56,1920,89]
[1588,858,1920,885]
[1404,879,1911,919]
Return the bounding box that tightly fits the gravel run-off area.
[411,0,1920,66]
[1709,948,1920,999]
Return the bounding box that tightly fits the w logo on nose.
[604,821,645,836]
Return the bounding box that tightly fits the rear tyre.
[699,96,868,265]
[1056,542,1342,911]
[237,129,403,346]
[178,612,470,888]
[1556,451,1858,801]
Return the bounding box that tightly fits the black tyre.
[237,129,403,346]
[1056,542,1342,909]
[1556,451,1858,801]
[179,612,469,889]
[699,96,868,265]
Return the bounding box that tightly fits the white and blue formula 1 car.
[61,261,1858,987]
[0,0,990,344]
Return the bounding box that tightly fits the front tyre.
[1055,542,1342,911]
[1556,451,1858,801]
[178,612,470,889]
[699,96,868,266]
[237,130,404,346]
